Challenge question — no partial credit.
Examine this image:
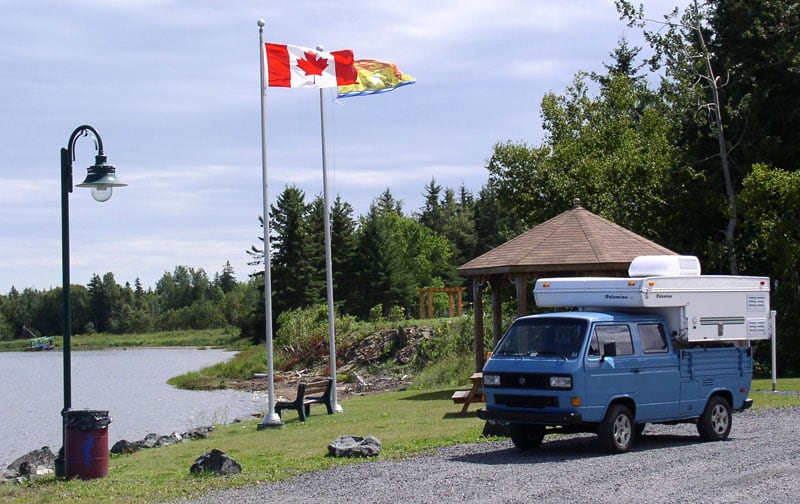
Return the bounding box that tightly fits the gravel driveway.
[181,405,800,504]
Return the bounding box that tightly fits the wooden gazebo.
[457,200,677,371]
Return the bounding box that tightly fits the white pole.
[258,19,283,428]
[771,309,777,392]
[317,59,342,413]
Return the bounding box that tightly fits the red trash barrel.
[64,409,112,480]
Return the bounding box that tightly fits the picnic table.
[451,372,484,414]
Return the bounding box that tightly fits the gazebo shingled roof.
[457,200,677,371]
[458,202,675,277]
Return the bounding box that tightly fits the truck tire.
[599,404,634,453]
[510,424,545,450]
[697,395,732,441]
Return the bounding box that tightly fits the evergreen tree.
[329,196,359,314]
[375,188,404,216]
[133,277,146,309]
[419,178,443,234]
[472,181,521,256]
[215,261,237,294]
[352,192,415,318]
[243,216,269,343]
[87,272,120,333]
[455,186,478,262]
[270,185,316,315]
[442,185,478,267]
[305,195,329,303]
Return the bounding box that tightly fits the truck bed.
[678,346,753,414]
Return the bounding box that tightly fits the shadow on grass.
[442,411,480,420]
[399,389,486,418]
[400,390,456,401]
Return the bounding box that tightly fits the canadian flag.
[264,43,358,89]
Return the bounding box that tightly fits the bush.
[412,352,474,389]
[368,304,384,322]
[275,304,358,369]
[159,300,226,330]
[411,316,473,367]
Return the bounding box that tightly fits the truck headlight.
[483,374,500,386]
[549,376,572,389]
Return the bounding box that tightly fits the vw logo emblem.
[518,377,526,385]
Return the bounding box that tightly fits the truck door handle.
[631,368,640,374]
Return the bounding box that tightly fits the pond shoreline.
[0,348,263,468]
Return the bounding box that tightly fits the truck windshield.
[494,318,587,359]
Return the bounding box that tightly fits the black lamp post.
[54,125,126,478]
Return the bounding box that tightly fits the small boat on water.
[29,336,55,351]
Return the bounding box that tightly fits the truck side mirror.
[601,341,617,360]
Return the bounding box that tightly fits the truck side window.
[590,325,634,356]
[638,323,668,353]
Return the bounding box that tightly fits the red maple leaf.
[297,50,329,77]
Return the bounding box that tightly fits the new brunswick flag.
[338,59,416,98]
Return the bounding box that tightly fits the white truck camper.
[533,255,772,345]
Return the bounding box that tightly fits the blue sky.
[0,0,686,293]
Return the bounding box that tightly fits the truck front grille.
[495,394,559,409]
[497,373,551,389]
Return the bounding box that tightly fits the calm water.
[0,348,267,467]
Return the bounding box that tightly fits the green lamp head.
[76,154,126,202]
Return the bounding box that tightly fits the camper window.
[639,323,669,353]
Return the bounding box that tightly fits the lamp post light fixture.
[54,125,126,478]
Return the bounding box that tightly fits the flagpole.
[317,50,343,414]
[258,19,283,429]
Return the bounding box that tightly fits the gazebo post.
[490,277,503,348]
[472,279,485,372]
[514,274,528,317]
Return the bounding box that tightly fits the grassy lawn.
[1,389,487,503]
[751,377,800,408]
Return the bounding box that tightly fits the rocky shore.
[1,425,214,484]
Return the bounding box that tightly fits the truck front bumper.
[477,408,582,425]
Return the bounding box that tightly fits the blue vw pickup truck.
[478,256,770,453]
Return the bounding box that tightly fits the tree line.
[0,263,255,338]
[1,1,798,373]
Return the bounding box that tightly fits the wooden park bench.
[275,378,334,421]
[451,372,485,414]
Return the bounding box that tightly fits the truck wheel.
[599,404,634,453]
[697,395,732,441]
[510,424,545,450]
